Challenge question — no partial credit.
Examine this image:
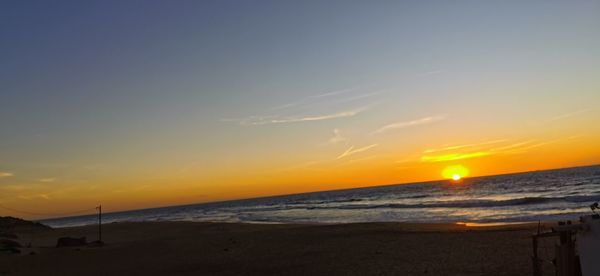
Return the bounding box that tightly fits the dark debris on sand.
[0,216,51,254]
[0,216,51,232]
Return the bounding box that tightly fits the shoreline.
[41,218,552,229]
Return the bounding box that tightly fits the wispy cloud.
[309,88,356,99]
[337,144,378,159]
[372,115,446,135]
[271,88,358,111]
[334,90,384,104]
[495,139,561,154]
[226,86,385,126]
[489,138,572,156]
[270,102,301,111]
[226,106,369,126]
[424,139,508,153]
[17,193,50,200]
[335,155,379,167]
[328,128,348,144]
[489,140,534,152]
[38,178,56,183]
[550,109,590,122]
[420,137,570,163]
[421,152,489,162]
[420,140,519,163]
[0,172,13,178]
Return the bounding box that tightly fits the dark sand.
[0,221,547,275]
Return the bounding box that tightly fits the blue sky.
[1,1,599,217]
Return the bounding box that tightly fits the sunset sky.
[1,1,599,218]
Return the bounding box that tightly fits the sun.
[442,165,469,181]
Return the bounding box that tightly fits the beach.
[0,221,545,275]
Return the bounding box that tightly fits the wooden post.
[532,235,542,276]
[97,205,102,242]
[556,230,579,276]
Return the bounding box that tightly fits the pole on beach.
[97,205,102,243]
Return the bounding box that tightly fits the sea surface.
[41,165,600,228]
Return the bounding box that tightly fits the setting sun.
[443,165,469,181]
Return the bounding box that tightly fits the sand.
[0,221,547,275]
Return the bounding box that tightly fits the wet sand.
[0,221,543,275]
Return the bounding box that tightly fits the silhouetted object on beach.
[96,205,102,243]
[56,237,87,247]
[531,211,600,276]
[0,216,50,232]
[0,238,22,254]
[531,221,582,276]
[0,217,47,255]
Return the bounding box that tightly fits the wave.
[305,194,600,210]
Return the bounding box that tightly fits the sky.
[1,1,599,219]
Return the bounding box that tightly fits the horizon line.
[35,162,600,222]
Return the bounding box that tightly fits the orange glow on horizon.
[3,133,600,220]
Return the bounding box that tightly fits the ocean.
[41,165,600,228]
